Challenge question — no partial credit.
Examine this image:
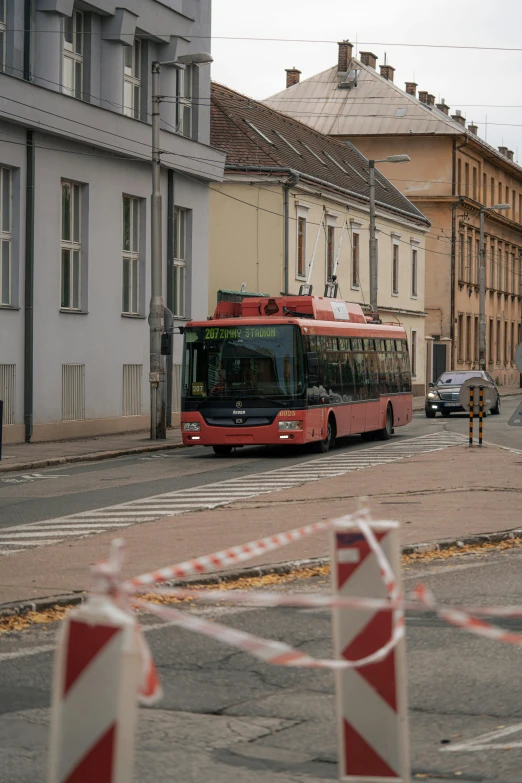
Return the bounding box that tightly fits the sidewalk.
[412,381,522,411]
[1,441,522,607]
[0,427,183,473]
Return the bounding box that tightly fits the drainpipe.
[283,173,300,294]
[24,133,35,442]
[166,169,174,427]
[23,2,34,442]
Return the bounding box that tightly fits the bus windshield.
[183,324,305,401]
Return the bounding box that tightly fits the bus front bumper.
[181,417,307,447]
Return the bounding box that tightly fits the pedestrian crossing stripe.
[0,432,466,556]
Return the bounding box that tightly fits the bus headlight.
[278,420,303,430]
[183,422,201,432]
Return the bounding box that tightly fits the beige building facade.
[210,83,430,394]
[266,42,522,386]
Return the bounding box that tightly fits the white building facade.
[0,0,225,444]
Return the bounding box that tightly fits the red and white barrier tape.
[135,597,404,670]
[127,518,332,588]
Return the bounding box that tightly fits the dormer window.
[176,65,193,137]
[63,11,83,99]
[124,39,141,119]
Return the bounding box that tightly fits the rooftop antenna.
[355,33,358,57]
[485,114,488,142]
[384,52,387,65]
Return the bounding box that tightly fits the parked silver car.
[425,370,500,418]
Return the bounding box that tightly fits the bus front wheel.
[377,406,393,441]
[212,445,233,456]
[314,416,336,453]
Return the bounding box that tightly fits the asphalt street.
[1,547,522,781]
[0,395,521,532]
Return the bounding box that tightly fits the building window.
[61,181,82,310]
[490,177,494,208]
[392,242,399,294]
[0,0,6,73]
[122,196,140,315]
[458,232,464,279]
[457,159,462,194]
[458,314,464,361]
[519,194,522,224]
[466,314,471,361]
[351,232,359,288]
[498,182,502,205]
[511,252,515,294]
[172,207,187,317]
[498,246,502,290]
[506,185,510,207]
[411,330,417,377]
[0,167,11,306]
[504,322,507,364]
[466,235,472,280]
[63,11,83,99]
[482,173,487,205]
[472,167,477,200]
[496,320,501,362]
[475,237,480,284]
[474,316,479,362]
[326,225,335,281]
[175,65,193,138]
[511,322,515,362]
[123,39,141,119]
[464,163,469,196]
[504,248,509,292]
[297,216,306,278]
[488,318,493,363]
[513,190,516,221]
[411,246,418,297]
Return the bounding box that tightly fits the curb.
[0,440,185,474]
[2,527,521,620]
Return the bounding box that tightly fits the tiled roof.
[210,81,429,226]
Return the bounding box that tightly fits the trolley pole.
[469,385,474,447]
[369,160,378,312]
[478,209,486,371]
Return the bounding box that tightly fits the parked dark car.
[425,370,500,418]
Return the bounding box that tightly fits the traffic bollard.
[469,386,474,446]
[479,386,484,447]
[48,592,141,783]
[331,518,410,783]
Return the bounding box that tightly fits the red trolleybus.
[181,296,412,455]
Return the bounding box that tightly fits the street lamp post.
[149,52,213,440]
[368,155,410,312]
[478,203,510,371]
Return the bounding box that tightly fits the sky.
[211,0,522,162]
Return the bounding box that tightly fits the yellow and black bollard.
[479,386,484,447]
[469,385,474,447]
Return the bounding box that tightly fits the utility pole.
[478,202,510,373]
[150,61,166,439]
[369,160,378,311]
[478,207,486,371]
[367,155,410,313]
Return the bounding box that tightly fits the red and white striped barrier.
[331,516,410,783]
[47,593,142,783]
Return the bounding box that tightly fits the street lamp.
[478,202,511,371]
[368,155,411,311]
[149,51,213,440]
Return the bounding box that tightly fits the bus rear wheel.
[314,416,336,453]
[377,406,393,441]
[212,445,233,456]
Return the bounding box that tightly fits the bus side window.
[353,352,368,399]
[341,351,355,400]
[366,351,380,399]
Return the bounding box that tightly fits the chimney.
[507,150,514,161]
[427,94,435,106]
[418,90,428,104]
[451,109,466,127]
[379,64,395,82]
[360,51,378,69]
[468,122,478,135]
[498,146,509,157]
[285,67,301,88]
[337,40,353,73]
[405,81,417,97]
[436,98,450,115]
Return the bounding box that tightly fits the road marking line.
[442,722,522,752]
